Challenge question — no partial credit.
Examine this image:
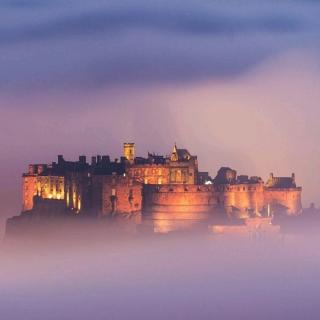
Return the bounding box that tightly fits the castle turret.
[123,143,135,164]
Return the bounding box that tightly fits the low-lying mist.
[1,225,320,320]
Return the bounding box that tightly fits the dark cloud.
[0,32,276,93]
[0,0,51,9]
[0,9,303,46]
[0,0,319,93]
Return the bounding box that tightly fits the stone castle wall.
[264,188,302,215]
[142,183,302,216]
[216,183,265,217]
[22,174,65,212]
[142,184,216,233]
[127,165,170,185]
[102,176,143,216]
[143,184,217,213]
[22,175,38,211]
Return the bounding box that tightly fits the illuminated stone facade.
[127,161,170,185]
[102,175,142,216]
[142,166,301,222]
[143,184,217,213]
[65,171,89,213]
[123,143,135,164]
[22,164,64,211]
[36,175,65,201]
[20,143,302,222]
[264,173,302,215]
[22,175,38,212]
[126,144,198,185]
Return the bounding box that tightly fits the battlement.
[265,173,297,188]
[214,182,263,193]
[143,184,218,214]
[144,184,214,193]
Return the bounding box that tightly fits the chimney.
[28,164,36,175]
[97,155,102,164]
[91,156,97,166]
[37,165,45,174]
[79,155,86,164]
[58,155,64,165]
[101,155,110,163]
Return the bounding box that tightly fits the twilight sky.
[1,0,320,230]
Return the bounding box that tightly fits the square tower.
[123,143,135,163]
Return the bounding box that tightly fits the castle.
[16,143,302,233]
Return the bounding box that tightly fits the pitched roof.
[176,148,191,160]
[171,144,192,161]
[266,176,296,188]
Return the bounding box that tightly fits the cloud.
[0,0,319,93]
[0,8,303,46]
[0,0,48,9]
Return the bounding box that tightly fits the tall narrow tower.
[123,143,135,163]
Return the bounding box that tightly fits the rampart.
[143,184,217,213]
[264,187,302,215]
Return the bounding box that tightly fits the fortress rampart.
[215,183,265,217]
[102,175,142,216]
[143,184,217,213]
[142,182,302,217]
[264,187,302,214]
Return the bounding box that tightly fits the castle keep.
[20,143,302,232]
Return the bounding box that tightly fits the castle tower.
[170,143,179,162]
[123,143,135,163]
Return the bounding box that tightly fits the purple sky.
[1,0,320,230]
